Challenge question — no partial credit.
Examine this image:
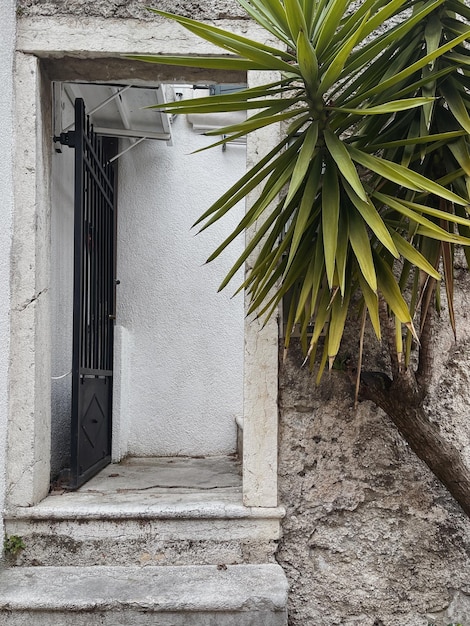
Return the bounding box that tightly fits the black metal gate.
[56,98,117,489]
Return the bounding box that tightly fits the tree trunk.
[359,369,470,517]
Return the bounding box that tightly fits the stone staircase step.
[0,564,288,625]
[5,498,285,566]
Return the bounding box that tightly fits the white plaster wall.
[0,0,15,542]
[50,135,74,479]
[117,112,246,456]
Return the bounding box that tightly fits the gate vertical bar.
[70,98,85,487]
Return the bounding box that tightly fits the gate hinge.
[53,131,76,149]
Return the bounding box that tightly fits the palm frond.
[133,0,470,375]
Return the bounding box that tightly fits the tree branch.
[416,304,435,392]
[378,298,401,380]
[359,369,470,517]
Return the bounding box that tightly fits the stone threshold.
[5,456,285,521]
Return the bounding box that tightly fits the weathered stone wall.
[277,267,470,625]
[16,0,247,20]
[0,0,15,546]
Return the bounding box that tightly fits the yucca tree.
[131,0,470,515]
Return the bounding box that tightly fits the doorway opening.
[50,81,247,488]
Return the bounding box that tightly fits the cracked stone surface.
[11,456,247,514]
[83,456,242,492]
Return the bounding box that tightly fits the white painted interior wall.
[51,87,246,466]
[50,142,74,478]
[116,108,246,456]
[0,0,15,542]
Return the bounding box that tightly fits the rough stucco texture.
[277,267,470,626]
[116,112,245,457]
[16,0,246,20]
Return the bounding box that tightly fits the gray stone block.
[0,564,288,625]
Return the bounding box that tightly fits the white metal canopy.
[54,81,173,142]
[53,81,248,161]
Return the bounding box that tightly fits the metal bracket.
[53,131,76,149]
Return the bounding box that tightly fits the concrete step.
[0,564,288,625]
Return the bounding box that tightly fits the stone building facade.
[1,1,470,624]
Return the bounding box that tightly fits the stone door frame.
[6,15,279,510]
